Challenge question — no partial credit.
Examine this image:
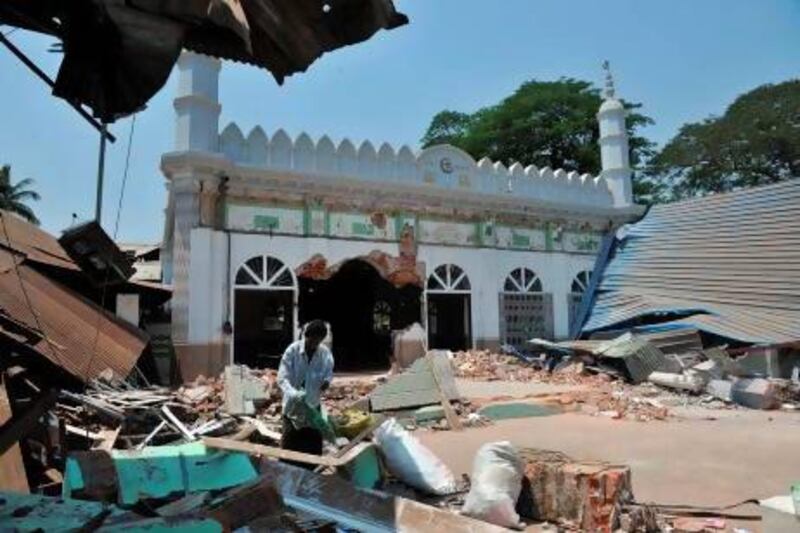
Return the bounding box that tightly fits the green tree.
[649,79,800,199]
[0,165,41,225]
[421,78,660,202]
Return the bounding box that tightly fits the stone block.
[705,379,734,402]
[707,378,781,409]
[518,448,633,532]
[731,378,779,410]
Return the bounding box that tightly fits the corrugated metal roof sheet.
[1,0,407,121]
[0,249,147,382]
[582,179,800,344]
[0,211,77,271]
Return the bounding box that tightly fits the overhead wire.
[82,115,137,376]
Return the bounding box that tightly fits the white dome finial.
[602,60,615,100]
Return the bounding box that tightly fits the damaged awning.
[0,0,407,121]
[580,178,800,345]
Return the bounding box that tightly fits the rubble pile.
[453,350,609,387]
[453,349,541,381]
[453,338,800,420]
[324,379,379,415]
[56,368,283,450]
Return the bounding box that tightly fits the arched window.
[426,264,471,292]
[504,268,543,293]
[571,270,593,294]
[234,255,294,288]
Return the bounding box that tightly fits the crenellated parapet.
[216,123,615,207]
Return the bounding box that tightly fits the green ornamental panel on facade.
[224,201,601,254]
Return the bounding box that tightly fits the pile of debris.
[55,367,282,452]
[453,330,800,420]
[323,379,379,415]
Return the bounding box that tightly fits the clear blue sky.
[1,0,798,243]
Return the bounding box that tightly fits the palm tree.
[0,165,41,225]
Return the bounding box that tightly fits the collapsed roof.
[0,211,148,382]
[1,0,408,121]
[580,178,800,345]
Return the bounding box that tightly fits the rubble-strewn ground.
[420,403,800,533]
[451,350,765,422]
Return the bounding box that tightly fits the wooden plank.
[0,377,29,492]
[239,416,282,442]
[313,417,383,474]
[427,355,462,431]
[0,388,58,457]
[428,350,460,398]
[203,437,370,468]
[161,405,196,441]
[135,420,166,450]
[229,423,257,442]
[65,424,103,441]
[94,426,121,452]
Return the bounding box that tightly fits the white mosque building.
[160,52,643,374]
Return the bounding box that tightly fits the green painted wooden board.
[63,442,257,506]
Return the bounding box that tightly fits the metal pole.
[95,124,108,222]
[0,33,116,143]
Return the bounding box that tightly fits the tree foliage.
[649,80,800,199]
[0,165,41,225]
[421,79,658,202]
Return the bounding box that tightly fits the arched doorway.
[298,259,421,370]
[233,255,295,368]
[426,263,472,351]
[499,267,553,348]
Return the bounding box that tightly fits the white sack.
[373,418,458,495]
[461,441,525,529]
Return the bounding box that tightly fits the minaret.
[597,61,633,207]
[174,52,222,152]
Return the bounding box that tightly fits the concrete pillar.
[170,175,201,342]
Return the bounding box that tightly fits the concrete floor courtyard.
[414,382,800,531]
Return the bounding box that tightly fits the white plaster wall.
[188,228,228,345]
[417,244,595,341]
[187,230,597,352]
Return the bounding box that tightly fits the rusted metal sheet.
[0,249,148,382]
[1,0,407,121]
[583,179,800,344]
[0,210,77,271]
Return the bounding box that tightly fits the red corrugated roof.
[0,212,148,381]
[0,248,148,381]
[0,211,77,271]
